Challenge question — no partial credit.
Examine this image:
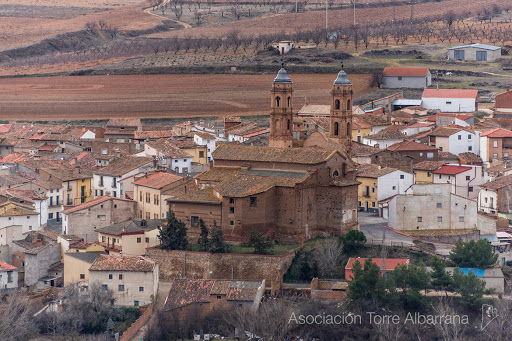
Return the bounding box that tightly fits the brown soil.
[0,73,372,121]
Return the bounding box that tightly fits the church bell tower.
[269,64,293,149]
[329,63,353,153]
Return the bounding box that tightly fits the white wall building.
[388,183,477,232]
[93,156,155,199]
[193,132,216,162]
[0,261,18,289]
[432,164,484,199]
[139,141,192,174]
[421,89,478,113]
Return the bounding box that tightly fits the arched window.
[334,122,339,136]
[276,96,281,107]
[335,99,340,110]
[333,171,339,177]
[347,99,351,110]
[287,119,290,130]
[347,122,351,136]
[287,96,291,107]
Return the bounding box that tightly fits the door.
[454,50,464,60]
[476,51,487,61]
[81,186,86,203]
[365,201,369,211]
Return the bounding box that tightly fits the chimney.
[507,87,510,92]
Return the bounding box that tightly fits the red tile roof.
[89,254,156,272]
[345,258,409,271]
[422,89,478,99]
[386,140,438,152]
[406,122,434,128]
[133,172,183,189]
[480,128,512,138]
[413,161,445,171]
[383,67,429,77]
[433,165,472,175]
[480,175,512,190]
[164,279,214,310]
[0,260,16,271]
[427,113,473,122]
[352,117,371,130]
[62,196,125,214]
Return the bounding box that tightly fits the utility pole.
[353,0,356,26]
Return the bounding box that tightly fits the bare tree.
[431,298,467,341]
[313,239,344,278]
[0,294,38,341]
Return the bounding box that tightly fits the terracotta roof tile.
[386,140,438,151]
[422,89,478,99]
[212,144,337,165]
[0,261,16,271]
[438,151,458,160]
[356,164,398,178]
[0,201,38,217]
[133,172,183,189]
[384,67,429,77]
[365,130,407,140]
[134,130,175,140]
[145,139,192,159]
[480,128,512,138]
[428,127,461,137]
[63,196,112,214]
[94,156,154,176]
[194,132,216,140]
[458,152,482,163]
[345,258,409,272]
[90,254,155,272]
[164,279,215,310]
[433,165,472,175]
[413,161,445,171]
[481,175,512,190]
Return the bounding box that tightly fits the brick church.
[166,66,360,242]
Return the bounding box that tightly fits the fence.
[120,304,153,341]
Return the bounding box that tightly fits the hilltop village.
[3,64,512,339]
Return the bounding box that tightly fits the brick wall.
[146,247,300,295]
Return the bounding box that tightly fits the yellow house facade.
[63,252,100,286]
[176,142,208,165]
[96,219,166,256]
[352,118,371,143]
[357,176,379,213]
[413,161,445,184]
[133,172,185,220]
[68,242,106,253]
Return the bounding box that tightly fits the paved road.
[359,212,453,256]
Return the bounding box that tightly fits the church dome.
[273,68,292,84]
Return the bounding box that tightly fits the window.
[468,134,472,140]
[100,190,103,196]
[372,202,376,207]
[95,190,98,196]
[439,174,442,179]
[493,153,498,158]
[199,151,205,158]
[468,146,472,151]
[134,301,139,307]
[137,238,141,243]
[102,284,108,289]
[154,214,158,219]
[7,271,12,283]
[400,174,404,179]
[229,207,235,214]
[67,194,71,205]
[191,216,199,227]
[229,198,235,204]
[436,203,442,208]
[146,193,150,203]
[48,213,53,219]
[112,178,117,188]
[494,141,498,148]
[417,217,422,222]
[469,186,474,192]
[145,237,149,243]
[392,186,396,190]
[109,274,113,280]
[139,286,144,292]
[437,216,442,222]
[80,274,85,279]
[119,274,123,280]
[372,187,375,193]
[458,135,462,140]
[334,122,339,136]
[56,196,59,205]
[466,176,470,180]
[217,295,222,299]
[459,216,464,222]
[113,191,117,197]
[140,191,143,201]
[397,76,402,81]
[101,148,108,155]
[427,152,434,159]
[118,285,124,291]
[250,197,257,207]
[335,99,340,110]
[427,172,431,177]
[446,101,452,105]
[230,221,234,226]
[50,197,53,206]
[154,194,159,205]
[276,96,280,107]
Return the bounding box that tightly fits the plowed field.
[0,73,372,121]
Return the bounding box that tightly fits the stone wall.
[146,247,300,295]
